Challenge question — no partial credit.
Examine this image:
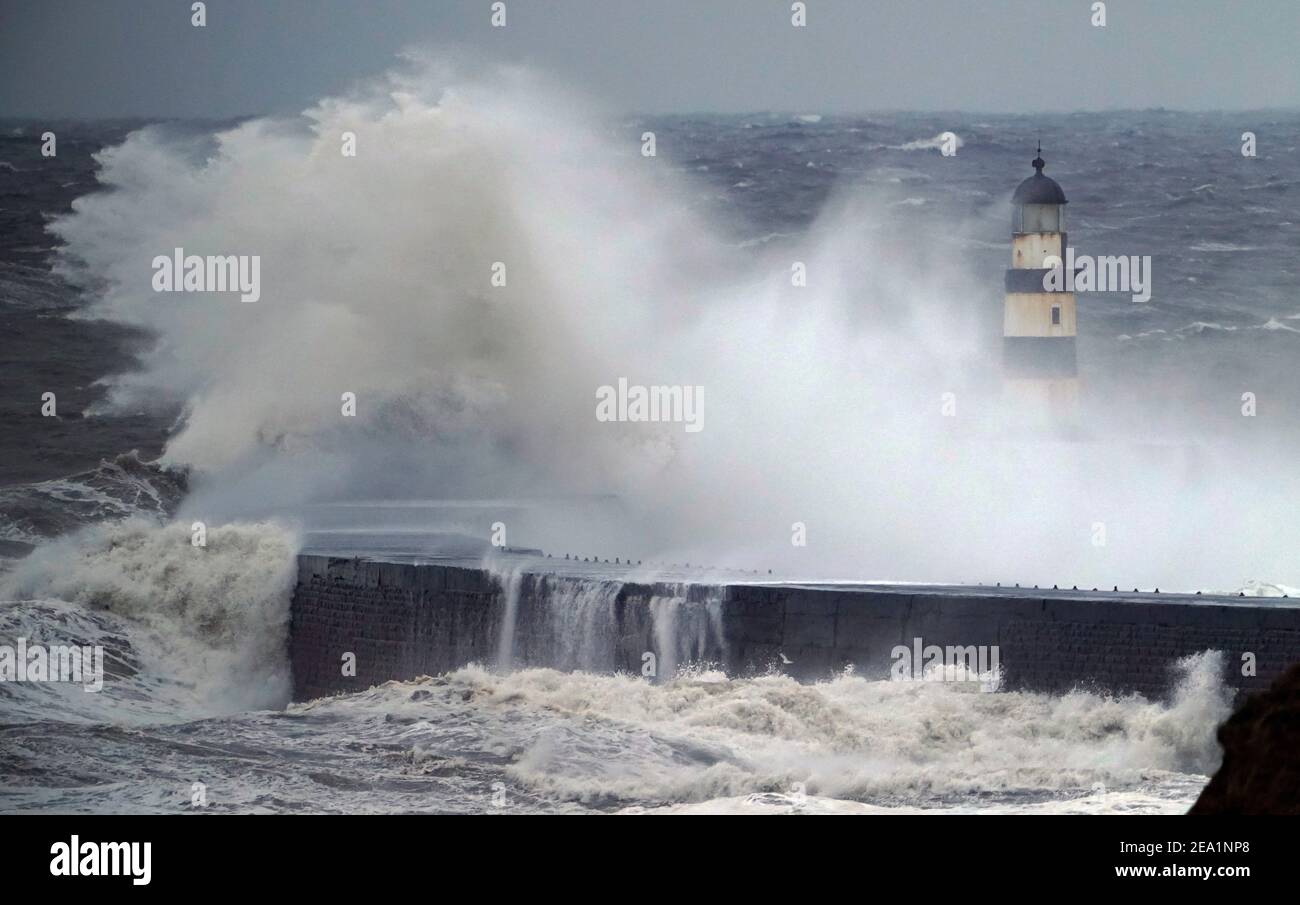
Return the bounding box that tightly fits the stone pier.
[289,553,1300,702]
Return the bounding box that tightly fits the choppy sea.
[1,102,1298,814]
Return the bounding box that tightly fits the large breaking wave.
[1,520,298,716]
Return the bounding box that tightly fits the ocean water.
[1,71,1298,813]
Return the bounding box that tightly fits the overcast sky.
[2,0,1298,118]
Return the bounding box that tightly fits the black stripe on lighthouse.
[1004,269,1079,293]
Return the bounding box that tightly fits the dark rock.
[1190,662,1300,815]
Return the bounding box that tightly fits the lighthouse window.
[1021,204,1061,233]
[1051,305,1062,326]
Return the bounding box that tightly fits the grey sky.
[2,0,1297,118]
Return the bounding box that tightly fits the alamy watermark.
[596,378,703,432]
[0,638,104,692]
[50,836,150,885]
[152,247,261,303]
[891,637,1001,691]
[1042,248,1152,303]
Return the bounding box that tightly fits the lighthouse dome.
[1012,152,1068,205]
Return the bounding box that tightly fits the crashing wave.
[0,519,297,713]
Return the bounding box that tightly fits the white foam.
[894,132,964,152]
[302,651,1228,811]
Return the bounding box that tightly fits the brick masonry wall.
[290,555,1300,702]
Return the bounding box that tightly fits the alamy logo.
[0,638,103,692]
[596,378,703,433]
[1042,247,1152,303]
[891,637,1001,691]
[152,247,261,302]
[50,836,151,885]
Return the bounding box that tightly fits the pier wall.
[289,555,1300,702]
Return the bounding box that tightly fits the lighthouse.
[1003,146,1077,412]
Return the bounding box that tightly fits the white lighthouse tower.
[1003,145,1077,412]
